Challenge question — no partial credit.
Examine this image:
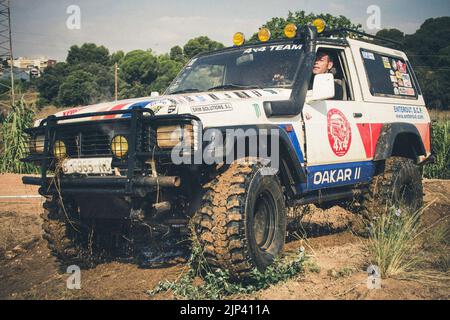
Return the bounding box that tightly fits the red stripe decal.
[357,123,383,159]
[103,104,128,119]
[415,123,431,153]
[356,123,372,158]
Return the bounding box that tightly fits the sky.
[11,0,450,61]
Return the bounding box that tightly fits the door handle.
[353,113,363,118]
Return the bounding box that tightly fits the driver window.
[312,48,353,101]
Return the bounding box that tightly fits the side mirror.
[308,73,335,102]
[151,91,160,97]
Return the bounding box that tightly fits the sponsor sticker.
[242,44,302,54]
[401,74,412,88]
[398,87,416,96]
[382,57,391,68]
[253,103,261,118]
[396,60,407,73]
[327,108,352,157]
[190,103,233,114]
[362,51,375,60]
[393,105,424,119]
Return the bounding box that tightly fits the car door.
[302,46,374,191]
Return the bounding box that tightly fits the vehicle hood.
[34,88,292,127]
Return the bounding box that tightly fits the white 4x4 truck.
[23,23,432,276]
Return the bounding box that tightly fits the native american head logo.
[327,108,352,157]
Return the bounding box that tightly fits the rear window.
[360,49,418,99]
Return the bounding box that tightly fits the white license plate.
[62,158,113,175]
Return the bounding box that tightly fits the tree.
[376,29,405,43]
[183,36,224,59]
[150,54,184,93]
[249,11,362,41]
[170,45,186,63]
[403,17,450,110]
[57,70,101,107]
[111,50,125,65]
[66,43,110,66]
[36,62,70,105]
[120,49,158,84]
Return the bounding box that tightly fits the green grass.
[367,206,423,278]
[0,97,37,174]
[424,120,450,179]
[148,238,306,300]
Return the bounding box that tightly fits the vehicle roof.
[194,35,404,59]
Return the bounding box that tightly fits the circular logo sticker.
[327,108,352,157]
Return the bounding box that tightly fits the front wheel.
[193,159,286,277]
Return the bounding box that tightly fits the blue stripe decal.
[120,101,152,118]
[297,160,375,193]
[279,124,304,164]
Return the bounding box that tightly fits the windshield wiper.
[207,84,262,91]
[169,88,201,95]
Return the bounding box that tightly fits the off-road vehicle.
[22,21,432,275]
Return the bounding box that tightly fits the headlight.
[29,135,45,153]
[157,124,193,149]
[53,140,67,159]
[111,135,129,158]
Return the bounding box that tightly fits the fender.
[374,122,426,161]
[204,124,307,184]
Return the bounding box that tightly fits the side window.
[360,49,418,99]
[315,48,353,101]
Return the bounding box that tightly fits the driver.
[310,50,344,100]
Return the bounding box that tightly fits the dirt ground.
[0,173,448,300]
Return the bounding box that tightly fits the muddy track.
[0,174,448,300]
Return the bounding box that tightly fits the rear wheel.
[360,156,423,222]
[194,160,286,277]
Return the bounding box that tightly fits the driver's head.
[313,51,334,75]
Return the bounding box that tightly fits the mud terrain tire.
[194,160,286,276]
[360,156,423,221]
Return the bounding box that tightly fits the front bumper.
[23,175,180,196]
[22,108,200,197]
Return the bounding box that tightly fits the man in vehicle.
[310,50,344,100]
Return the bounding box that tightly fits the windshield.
[165,43,303,95]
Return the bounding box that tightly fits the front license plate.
[62,158,113,175]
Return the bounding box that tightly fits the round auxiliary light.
[53,140,67,159]
[284,23,297,39]
[233,32,245,46]
[312,18,326,34]
[258,27,271,42]
[111,135,129,158]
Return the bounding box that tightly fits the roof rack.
[322,28,404,49]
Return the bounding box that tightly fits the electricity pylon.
[0,0,14,105]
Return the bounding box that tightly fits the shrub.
[0,98,36,174]
[424,120,450,179]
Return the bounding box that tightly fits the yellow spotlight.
[53,140,66,159]
[312,18,326,34]
[157,124,193,149]
[284,23,297,38]
[111,135,129,158]
[29,135,45,153]
[233,32,245,46]
[258,28,271,42]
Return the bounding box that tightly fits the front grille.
[50,121,150,158]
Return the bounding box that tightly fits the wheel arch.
[207,124,306,199]
[373,123,426,162]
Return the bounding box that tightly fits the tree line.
[34,11,449,110]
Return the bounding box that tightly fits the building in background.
[1,56,57,80]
